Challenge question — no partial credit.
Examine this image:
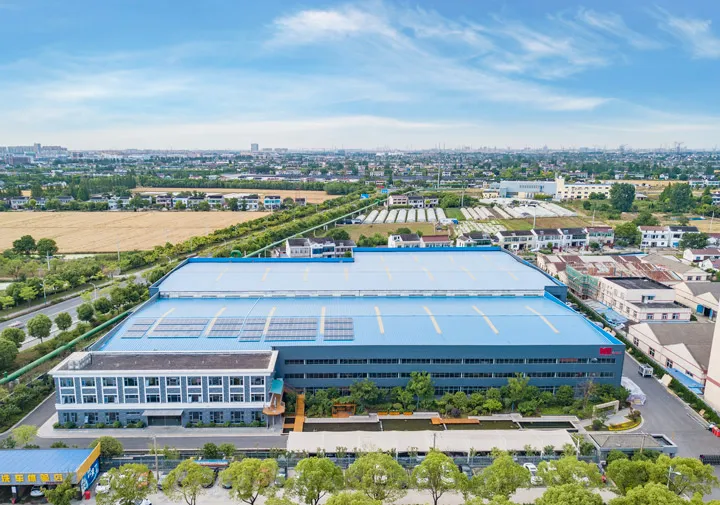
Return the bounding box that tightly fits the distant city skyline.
[1,1,720,149]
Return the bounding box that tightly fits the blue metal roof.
[155,248,560,294]
[96,293,621,352]
[0,449,94,475]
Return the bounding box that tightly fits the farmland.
[0,211,269,253]
[132,187,337,204]
[340,223,440,242]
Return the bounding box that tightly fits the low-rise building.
[597,277,691,323]
[387,194,408,206]
[587,227,614,246]
[532,229,563,250]
[424,196,439,208]
[559,227,589,249]
[206,194,225,207]
[241,195,260,211]
[674,282,720,320]
[641,254,711,282]
[682,248,720,264]
[554,176,611,200]
[456,232,493,247]
[420,235,452,248]
[668,226,700,248]
[264,195,282,210]
[285,238,356,258]
[496,230,534,251]
[408,195,424,208]
[294,197,307,206]
[155,194,173,207]
[639,226,670,248]
[387,233,422,248]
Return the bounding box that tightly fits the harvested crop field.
[0,211,269,253]
[132,187,336,203]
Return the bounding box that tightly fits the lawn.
[340,223,439,242]
[444,208,466,221]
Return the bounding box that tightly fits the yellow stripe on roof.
[472,306,499,334]
[215,267,229,282]
[461,266,476,281]
[423,306,442,334]
[344,267,349,281]
[204,307,227,336]
[507,271,519,281]
[320,306,326,335]
[423,267,434,281]
[261,267,271,282]
[263,306,277,334]
[526,306,559,333]
[303,266,309,282]
[374,306,385,334]
[385,266,392,281]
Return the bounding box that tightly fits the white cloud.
[577,9,661,50]
[656,8,720,58]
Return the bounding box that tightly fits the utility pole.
[711,211,715,234]
[153,436,160,483]
[46,251,51,270]
[592,209,596,227]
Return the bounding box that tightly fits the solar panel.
[265,334,317,341]
[155,324,206,331]
[163,318,209,325]
[122,331,146,338]
[133,318,156,324]
[149,330,203,338]
[323,317,354,341]
[207,330,238,338]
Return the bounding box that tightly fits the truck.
[638,364,653,378]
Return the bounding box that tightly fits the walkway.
[293,394,305,433]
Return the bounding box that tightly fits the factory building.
[50,248,624,428]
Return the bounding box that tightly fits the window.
[125,394,139,403]
[340,359,367,365]
[526,372,555,378]
[60,378,74,388]
[251,377,265,386]
[595,358,616,364]
[463,372,493,378]
[82,395,97,403]
[63,412,78,424]
[230,393,244,402]
[599,372,614,378]
[284,373,305,379]
[339,372,367,379]
[493,372,517,378]
[189,394,202,403]
[633,337,639,346]
[686,370,694,378]
[189,412,202,422]
[305,359,337,365]
[61,395,76,404]
[430,372,461,378]
[648,347,656,357]
[464,358,494,364]
[230,377,243,386]
[231,411,244,423]
[251,393,266,402]
[284,359,305,365]
[661,313,668,320]
[527,358,557,364]
[558,358,588,364]
[647,314,654,320]
[368,372,399,378]
[672,313,680,320]
[102,378,116,387]
[305,373,337,379]
[209,393,223,403]
[86,413,98,425]
[146,394,161,403]
[666,359,674,368]
[432,358,462,364]
[145,377,159,387]
[188,377,202,386]
[81,378,95,388]
[369,358,399,364]
[496,358,525,364]
[124,377,138,387]
[104,395,117,404]
[167,394,181,403]
[208,377,222,386]
[556,372,587,378]
[166,377,180,386]
[401,358,431,364]
[106,412,119,423]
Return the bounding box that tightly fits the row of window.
[62,410,263,425]
[284,357,616,366]
[63,376,264,389]
[632,338,697,379]
[285,371,614,380]
[61,391,267,405]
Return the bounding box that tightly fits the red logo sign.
[599,347,612,355]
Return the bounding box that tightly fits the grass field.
[132,187,337,203]
[444,208,466,221]
[340,223,439,241]
[497,216,595,231]
[0,211,269,253]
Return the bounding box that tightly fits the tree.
[648,454,718,497]
[221,458,278,505]
[12,235,36,255]
[659,184,694,212]
[54,312,73,331]
[96,463,155,505]
[93,297,113,314]
[610,183,635,212]
[76,302,95,322]
[326,491,380,505]
[680,233,709,250]
[1,327,25,347]
[483,398,503,413]
[288,457,344,505]
[0,338,19,371]
[27,314,52,342]
[411,450,460,505]
[346,452,408,502]
[609,482,686,505]
[219,442,236,460]
[555,385,575,406]
[19,285,38,305]
[536,483,604,505]
[475,452,531,499]
[607,459,652,495]
[12,425,38,446]
[349,379,381,408]
[201,442,221,459]
[90,436,124,459]
[537,456,602,488]
[50,441,69,448]
[163,459,215,505]
[43,480,76,505]
[614,222,641,246]
[406,371,434,408]
[503,374,529,411]
[632,212,659,227]
[196,200,211,211]
[36,238,59,257]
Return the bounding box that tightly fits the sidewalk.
[38,413,284,439]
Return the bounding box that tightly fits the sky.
[1,0,720,150]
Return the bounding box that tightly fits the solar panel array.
[265,317,318,341]
[324,317,355,341]
[207,317,245,338]
[149,318,209,338]
[122,318,156,338]
[239,318,266,341]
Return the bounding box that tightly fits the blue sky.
[1,0,720,150]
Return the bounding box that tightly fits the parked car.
[275,467,287,486]
[29,486,45,498]
[156,472,167,491]
[134,500,152,505]
[457,465,473,478]
[95,474,111,494]
[8,321,24,329]
[202,471,217,488]
[523,463,541,485]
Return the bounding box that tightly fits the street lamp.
[667,466,682,489]
[89,282,99,301]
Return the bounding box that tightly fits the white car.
[29,486,45,498]
[95,474,111,494]
[134,500,152,505]
[8,321,24,329]
[523,463,542,485]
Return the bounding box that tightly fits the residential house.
[532,229,563,250]
[554,176,611,200]
[387,194,408,206]
[294,197,307,206]
[682,248,720,264]
[284,238,356,258]
[408,195,424,208]
[641,254,711,283]
[264,195,282,210]
[57,196,74,205]
[674,282,720,321]
[387,234,422,248]
[639,226,670,248]
[597,277,691,323]
[187,196,205,208]
[155,194,173,207]
[423,196,439,208]
[668,226,700,248]
[241,195,260,211]
[627,323,712,393]
[9,196,29,209]
[456,231,493,247]
[587,227,614,246]
[559,228,589,249]
[420,235,452,248]
[496,230,535,251]
[206,194,225,208]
